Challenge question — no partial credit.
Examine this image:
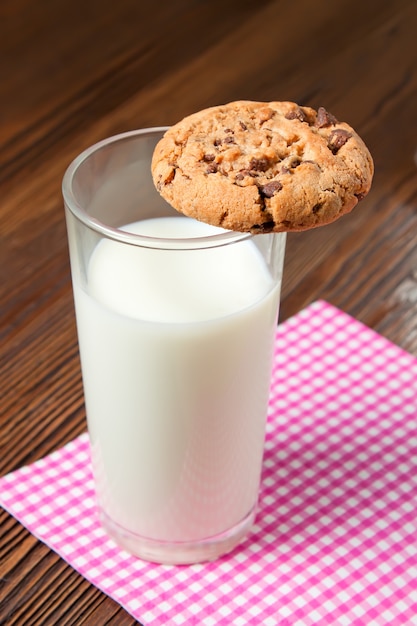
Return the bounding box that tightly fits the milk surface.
[73,217,281,542]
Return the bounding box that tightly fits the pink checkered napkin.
[1,301,417,626]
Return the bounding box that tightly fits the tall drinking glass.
[63,128,286,564]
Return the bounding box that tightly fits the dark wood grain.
[1,0,417,623]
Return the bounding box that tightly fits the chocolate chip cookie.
[151,101,373,233]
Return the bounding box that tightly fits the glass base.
[100,507,256,565]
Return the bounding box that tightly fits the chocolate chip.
[251,221,275,233]
[328,129,352,153]
[224,128,234,133]
[315,107,338,128]
[355,192,366,201]
[290,158,302,169]
[235,169,257,180]
[259,181,283,198]
[206,163,218,174]
[285,107,308,123]
[312,202,323,214]
[249,157,270,172]
[202,154,215,162]
[214,135,235,146]
[280,165,291,175]
[239,121,247,131]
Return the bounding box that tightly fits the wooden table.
[1,0,416,623]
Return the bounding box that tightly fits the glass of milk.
[63,128,286,564]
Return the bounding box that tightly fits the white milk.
[73,217,282,544]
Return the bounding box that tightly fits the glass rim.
[62,127,253,250]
